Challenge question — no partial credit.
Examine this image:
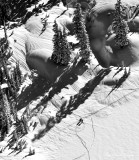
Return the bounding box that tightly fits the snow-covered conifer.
[73,3,92,62]
[60,28,71,65]
[51,21,71,65]
[112,0,129,48]
[51,21,62,64]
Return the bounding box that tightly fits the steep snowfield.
[1,1,139,160]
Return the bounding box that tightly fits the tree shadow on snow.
[16,58,88,112]
[16,76,52,111]
[32,67,112,140]
[33,58,88,111]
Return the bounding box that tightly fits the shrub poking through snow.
[112,0,129,48]
[73,3,92,62]
[51,21,71,65]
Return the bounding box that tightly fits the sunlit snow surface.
[0,0,139,160]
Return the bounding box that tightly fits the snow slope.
[1,1,139,160]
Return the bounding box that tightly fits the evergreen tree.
[51,21,62,64]
[1,89,11,134]
[0,38,9,60]
[10,101,18,121]
[73,3,92,62]
[60,28,71,65]
[2,60,17,99]
[112,0,129,48]
[0,1,24,142]
[12,62,22,91]
[46,0,61,9]
[73,3,84,40]
[51,21,71,65]
[20,116,28,135]
[46,0,67,7]
[0,103,8,141]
